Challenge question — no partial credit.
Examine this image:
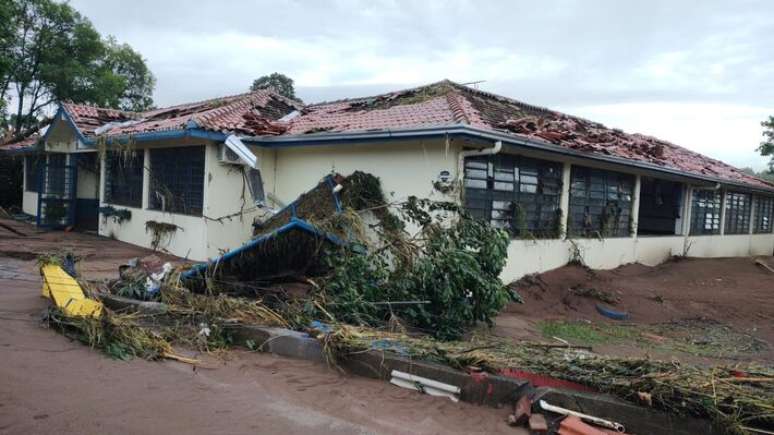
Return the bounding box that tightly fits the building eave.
[241,124,774,195]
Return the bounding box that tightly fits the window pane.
[463,154,563,238]
[568,166,634,238]
[690,190,721,235]
[149,146,205,216]
[105,151,144,208]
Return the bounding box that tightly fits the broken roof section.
[46,80,772,191]
[285,80,773,190]
[0,134,41,153]
[60,89,303,138]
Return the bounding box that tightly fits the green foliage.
[321,197,512,340]
[740,165,774,182]
[0,0,155,138]
[250,72,299,101]
[99,205,131,224]
[758,116,774,172]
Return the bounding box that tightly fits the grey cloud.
[67,0,774,169]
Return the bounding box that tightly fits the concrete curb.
[228,325,325,364]
[531,387,723,435]
[94,297,724,434]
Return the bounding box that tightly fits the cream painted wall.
[272,139,460,207]
[76,159,99,200]
[98,139,216,261]
[202,143,276,259]
[100,205,207,260]
[22,191,37,216]
[44,119,80,153]
[501,234,774,282]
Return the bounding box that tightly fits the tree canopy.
[0,0,155,139]
[759,116,774,172]
[250,72,299,101]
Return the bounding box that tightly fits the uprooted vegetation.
[39,171,774,434]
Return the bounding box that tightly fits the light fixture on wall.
[433,170,454,194]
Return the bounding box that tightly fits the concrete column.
[719,188,727,235]
[559,162,572,238]
[22,156,27,192]
[98,152,106,206]
[141,148,150,209]
[630,175,641,238]
[681,185,693,236]
[749,195,757,235]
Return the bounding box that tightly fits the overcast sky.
[70,0,774,170]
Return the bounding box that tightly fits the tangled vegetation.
[327,325,774,435]
[305,175,514,340]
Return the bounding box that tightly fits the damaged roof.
[51,80,772,190]
[60,89,303,138]
[285,80,774,190]
[0,134,40,153]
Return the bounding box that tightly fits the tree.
[741,166,774,183]
[759,116,774,172]
[250,72,299,101]
[0,0,155,139]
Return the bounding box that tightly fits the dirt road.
[0,221,519,435]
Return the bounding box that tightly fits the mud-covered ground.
[496,256,774,365]
[0,219,522,435]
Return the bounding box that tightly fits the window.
[149,146,205,216]
[105,151,145,207]
[690,190,721,235]
[637,178,684,236]
[754,196,773,234]
[464,154,563,238]
[724,192,752,234]
[46,154,67,197]
[246,168,265,204]
[568,166,634,238]
[25,156,41,192]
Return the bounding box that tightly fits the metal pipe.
[457,140,502,182]
[540,400,625,433]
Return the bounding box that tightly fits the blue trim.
[181,218,345,280]
[84,128,228,146]
[42,107,91,146]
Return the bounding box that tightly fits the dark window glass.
[637,177,683,236]
[246,168,265,203]
[754,196,773,234]
[463,154,563,238]
[690,190,722,235]
[568,166,634,238]
[724,192,751,235]
[25,156,41,192]
[46,154,67,197]
[105,151,144,208]
[149,146,205,216]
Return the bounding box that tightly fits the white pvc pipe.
[390,370,461,394]
[457,140,502,182]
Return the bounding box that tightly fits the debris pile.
[325,325,774,434]
[186,171,516,340]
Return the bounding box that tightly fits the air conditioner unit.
[217,143,245,165]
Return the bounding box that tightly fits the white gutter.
[457,140,502,182]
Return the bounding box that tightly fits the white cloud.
[567,102,770,171]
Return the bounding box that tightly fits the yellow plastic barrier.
[41,265,103,318]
